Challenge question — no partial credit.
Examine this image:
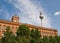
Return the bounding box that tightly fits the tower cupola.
[12,15,19,23]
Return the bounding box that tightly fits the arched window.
[3,25,6,27]
[0,24,1,26]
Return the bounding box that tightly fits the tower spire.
[39,12,44,27]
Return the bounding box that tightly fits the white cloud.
[5,0,51,28]
[54,11,60,15]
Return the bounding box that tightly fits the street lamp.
[39,12,44,27]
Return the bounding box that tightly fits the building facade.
[0,16,58,38]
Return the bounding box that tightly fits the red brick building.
[0,15,58,38]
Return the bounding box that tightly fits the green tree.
[0,39,2,43]
[16,24,31,43]
[31,29,41,39]
[41,36,50,43]
[58,36,60,43]
[1,26,17,43]
[49,36,57,43]
[30,29,41,43]
[17,24,30,37]
[34,29,41,39]
[30,29,35,38]
[55,36,60,43]
[17,36,31,43]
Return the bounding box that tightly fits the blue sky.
[0,0,60,35]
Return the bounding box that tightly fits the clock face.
[14,20,17,22]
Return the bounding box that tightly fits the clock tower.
[12,15,19,23]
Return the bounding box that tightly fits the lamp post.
[39,12,44,27]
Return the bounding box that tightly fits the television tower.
[39,12,44,27]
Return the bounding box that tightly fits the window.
[16,27,18,29]
[11,26,14,31]
[0,31,1,33]
[12,26,14,28]
[0,24,1,26]
[2,31,5,34]
[0,24,1,29]
[3,25,6,27]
